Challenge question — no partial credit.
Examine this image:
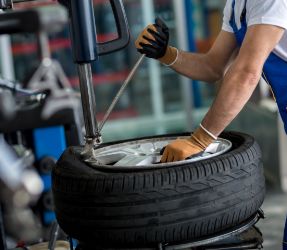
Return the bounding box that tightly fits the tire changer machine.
[0,0,84,246]
[0,0,265,249]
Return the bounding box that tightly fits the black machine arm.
[97,0,130,56]
[59,0,130,62]
[56,0,131,145]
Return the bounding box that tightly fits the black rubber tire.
[52,131,265,248]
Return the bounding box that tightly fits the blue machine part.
[33,126,67,225]
[33,126,67,160]
[41,175,52,192]
[44,211,56,225]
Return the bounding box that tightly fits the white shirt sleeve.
[222,0,234,33]
[247,0,287,30]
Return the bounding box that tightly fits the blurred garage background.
[0,0,286,249]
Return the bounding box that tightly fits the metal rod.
[0,205,7,250]
[37,31,51,60]
[77,63,99,140]
[98,54,145,132]
[48,222,60,250]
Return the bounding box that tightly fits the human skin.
[171,25,285,136]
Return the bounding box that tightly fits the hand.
[161,139,203,162]
[135,17,178,65]
[161,125,217,163]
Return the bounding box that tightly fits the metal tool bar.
[77,64,99,140]
[98,54,145,133]
[48,222,60,250]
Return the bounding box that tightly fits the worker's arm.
[170,31,237,83]
[161,24,285,162]
[135,18,238,83]
[202,24,284,136]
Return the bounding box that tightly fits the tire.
[52,131,265,248]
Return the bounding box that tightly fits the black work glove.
[135,18,178,65]
[135,17,169,59]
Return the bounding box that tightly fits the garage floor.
[257,190,286,250]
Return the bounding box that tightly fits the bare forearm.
[169,31,238,83]
[171,51,222,83]
[201,24,285,136]
[201,67,260,136]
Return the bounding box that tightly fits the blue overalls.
[229,0,287,249]
[229,0,287,133]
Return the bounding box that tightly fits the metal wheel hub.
[86,136,232,169]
